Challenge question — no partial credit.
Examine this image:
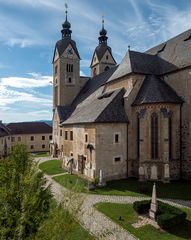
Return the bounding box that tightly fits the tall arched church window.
[151,112,158,159]
[104,66,110,71]
[137,113,140,158]
[169,114,172,160]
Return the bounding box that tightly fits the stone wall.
[164,68,191,179]
[135,104,181,181]
[60,124,96,179]
[95,123,128,181]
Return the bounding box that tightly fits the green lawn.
[95,202,191,240]
[53,174,87,192]
[33,152,49,157]
[39,160,66,175]
[53,175,191,200]
[93,179,191,200]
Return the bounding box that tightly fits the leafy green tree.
[0,144,52,240]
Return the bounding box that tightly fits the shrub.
[133,200,151,214]
[157,213,176,229]
[157,201,186,229]
[133,200,187,229]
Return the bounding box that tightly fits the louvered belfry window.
[151,113,158,159]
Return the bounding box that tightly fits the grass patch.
[39,160,66,175]
[53,175,191,200]
[33,152,49,157]
[53,174,87,192]
[95,202,191,240]
[97,179,191,200]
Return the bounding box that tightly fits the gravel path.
[36,157,191,240]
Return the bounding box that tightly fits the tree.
[0,144,52,240]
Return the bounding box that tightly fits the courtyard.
[38,157,191,240]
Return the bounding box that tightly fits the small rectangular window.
[11,137,15,142]
[31,145,34,150]
[65,131,68,140]
[42,136,45,140]
[85,133,88,143]
[115,134,119,143]
[18,137,21,141]
[70,131,73,141]
[114,133,120,143]
[60,129,62,137]
[42,145,45,149]
[114,157,121,162]
[49,135,52,140]
[31,136,34,141]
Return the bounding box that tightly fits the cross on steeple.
[102,15,104,28]
[65,3,68,20]
[61,3,72,38]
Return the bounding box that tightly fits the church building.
[51,7,191,182]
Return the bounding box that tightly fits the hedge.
[133,200,151,214]
[133,200,187,229]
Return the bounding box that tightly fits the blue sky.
[0,0,191,122]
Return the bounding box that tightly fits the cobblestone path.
[36,157,191,240]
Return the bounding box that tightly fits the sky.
[1,0,191,123]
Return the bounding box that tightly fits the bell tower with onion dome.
[52,4,82,108]
[90,16,116,77]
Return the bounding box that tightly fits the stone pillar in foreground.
[149,182,158,220]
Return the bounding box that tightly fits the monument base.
[149,209,156,220]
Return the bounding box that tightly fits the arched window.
[106,55,109,60]
[68,77,72,83]
[169,114,172,160]
[151,113,158,159]
[137,113,140,158]
[104,66,110,71]
[66,64,73,73]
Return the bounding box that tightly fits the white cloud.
[0,109,52,123]
[0,73,52,89]
[0,73,52,110]
[0,85,52,107]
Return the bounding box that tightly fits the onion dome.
[61,4,72,38]
[98,16,108,44]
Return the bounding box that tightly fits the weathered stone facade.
[0,122,52,157]
[52,11,191,182]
